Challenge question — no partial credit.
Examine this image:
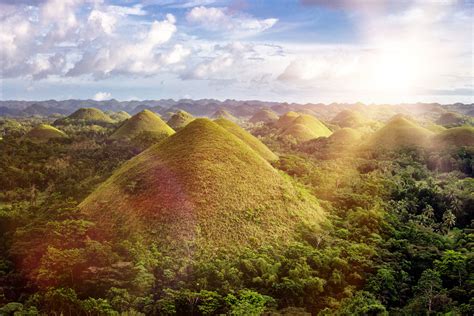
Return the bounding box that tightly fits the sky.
[0,0,472,103]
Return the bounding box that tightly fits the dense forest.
[0,105,473,315]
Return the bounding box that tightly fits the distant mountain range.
[0,99,472,118]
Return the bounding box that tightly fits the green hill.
[280,114,332,142]
[166,110,194,130]
[214,118,278,161]
[327,127,361,144]
[275,111,299,129]
[55,108,114,125]
[80,119,323,257]
[249,109,279,124]
[109,111,131,122]
[331,110,366,128]
[24,124,67,142]
[364,116,433,151]
[212,109,237,121]
[109,110,175,141]
[432,126,474,148]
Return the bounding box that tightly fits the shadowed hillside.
[249,109,279,124]
[166,110,194,130]
[279,113,332,142]
[212,109,237,121]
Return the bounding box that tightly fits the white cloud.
[186,6,278,36]
[93,91,111,101]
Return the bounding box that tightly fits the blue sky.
[0,0,472,103]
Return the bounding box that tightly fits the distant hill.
[364,116,433,151]
[80,119,323,257]
[432,126,474,148]
[214,118,278,162]
[166,110,194,130]
[54,107,114,125]
[436,112,471,127]
[212,109,237,121]
[109,110,175,140]
[331,110,367,128]
[24,124,67,142]
[249,109,279,124]
[279,113,332,142]
[108,111,131,122]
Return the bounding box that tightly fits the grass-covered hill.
[212,109,237,121]
[327,127,362,144]
[109,109,175,140]
[24,124,68,142]
[279,113,333,142]
[166,110,194,130]
[364,116,433,151]
[275,111,300,129]
[436,112,470,127]
[214,118,278,162]
[249,109,279,124]
[108,110,131,122]
[331,110,367,128]
[432,126,474,148]
[54,108,114,125]
[80,118,323,257]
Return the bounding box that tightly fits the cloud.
[186,6,278,36]
[93,91,112,101]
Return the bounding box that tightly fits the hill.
[331,110,366,128]
[212,109,237,121]
[327,127,362,145]
[24,124,67,142]
[80,119,323,257]
[280,114,332,142]
[214,118,278,161]
[275,111,299,129]
[249,109,279,124]
[436,112,470,127]
[55,107,114,125]
[166,110,194,130]
[364,116,433,151]
[109,111,131,122]
[432,126,474,148]
[109,110,175,140]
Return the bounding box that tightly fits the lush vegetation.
[0,111,472,315]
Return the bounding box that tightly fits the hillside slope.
[109,110,175,140]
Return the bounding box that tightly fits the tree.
[414,269,442,314]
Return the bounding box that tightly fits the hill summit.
[55,107,113,125]
[80,119,323,257]
[212,109,237,121]
[109,110,175,140]
[364,116,433,150]
[249,109,279,124]
[166,110,194,130]
[24,124,67,142]
[214,118,278,161]
[331,110,366,128]
[278,113,332,142]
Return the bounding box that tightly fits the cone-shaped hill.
[436,112,470,127]
[55,107,114,125]
[280,113,332,142]
[214,118,278,162]
[364,116,433,151]
[432,126,474,148]
[249,109,279,124]
[109,110,175,140]
[331,110,367,128]
[327,127,362,145]
[275,111,299,129]
[24,124,67,142]
[166,110,194,130]
[212,109,237,121]
[80,119,323,256]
